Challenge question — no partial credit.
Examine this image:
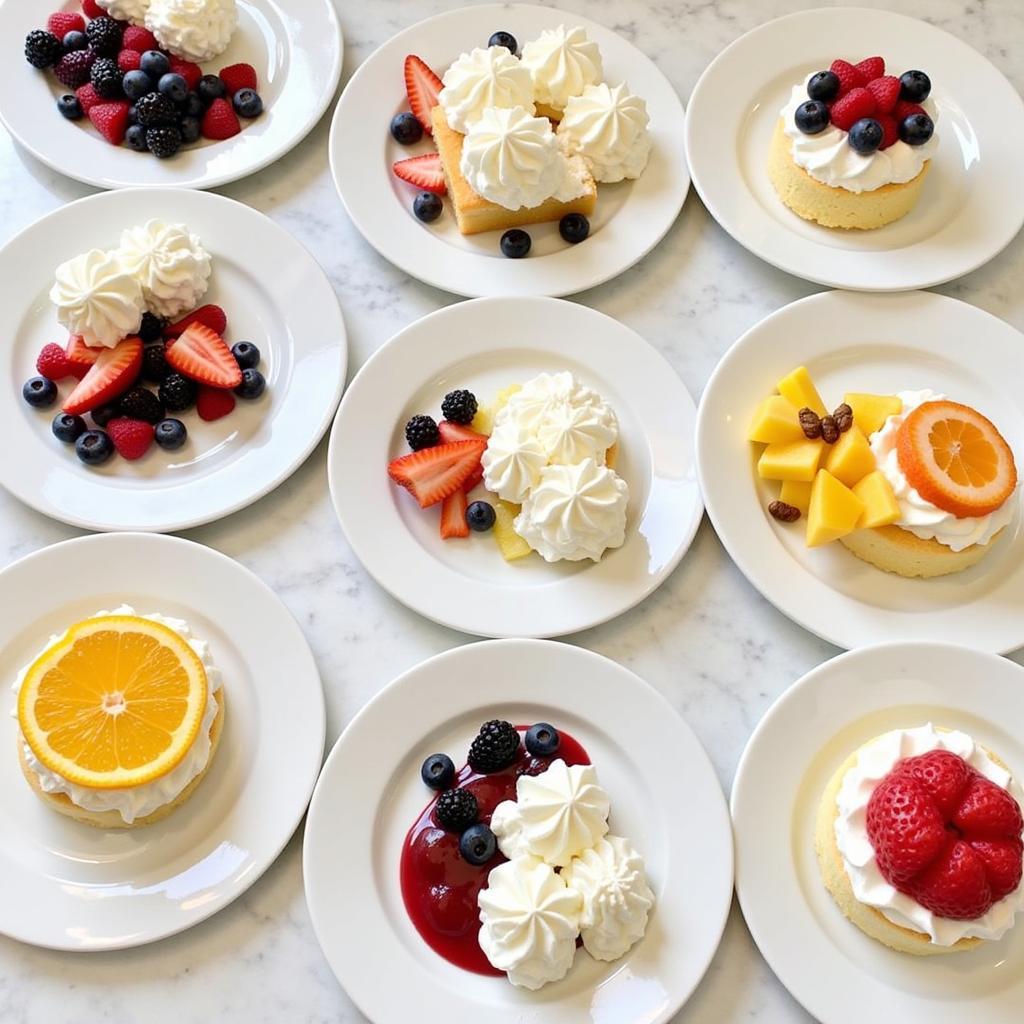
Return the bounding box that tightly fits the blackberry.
[468,720,520,773]
[135,91,176,128]
[90,57,123,99]
[54,49,95,88]
[117,387,165,424]
[141,344,170,382]
[85,16,123,58]
[405,414,439,450]
[158,372,198,412]
[138,312,167,344]
[25,30,63,69]
[146,126,182,158]
[435,788,478,832]
[441,389,478,425]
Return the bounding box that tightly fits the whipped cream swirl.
[481,423,547,503]
[97,0,151,26]
[558,82,651,183]
[50,249,145,349]
[439,46,535,133]
[521,25,603,113]
[116,220,212,320]
[146,0,238,62]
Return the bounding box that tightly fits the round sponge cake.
[839,524,1002,578]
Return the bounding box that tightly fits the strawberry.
[197,385,236,422]
[166,323,242,388]
[117,49,141,73]
[65,334,100,376]
[75,83,103,114]
[388,440,487,508]
[88,101,130,146]
[164,304,228,339]
[107,417,154,461]
[894,99,926,122]
[969,838,1024,901]
[866,772,946,884]
[169,56,202,91]
[855,56,885,81]
[952,775,1024,839]
[866,75,900,114]
[82,0,105,17]
[63,337,142,415]
[404,54,443,134]
[48,12,86,37]
[392,153,446,195]
[201,97,240,141]
[893,750,973,818]
[219,62,258,95]
[876,114,899,150]
[909,836,992,920]
[440,488,469,539]
[36,343,74,381]
[121,25,158,52]
[438,420,488,444]
[462,462,484,492]
[829,87,876,132]
[830,59,865,98]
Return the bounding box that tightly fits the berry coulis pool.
[400,725,590,975]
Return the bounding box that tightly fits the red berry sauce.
[400,726,590,975]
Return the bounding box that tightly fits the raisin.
[769,500,801,522]
[833,403,854,433]
[799,407,822,439]
[820,415,840,444]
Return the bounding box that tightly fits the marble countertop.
[2,0,1023,1021]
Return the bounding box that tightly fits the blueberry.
[158,72,188,103]
[179,115,201,144]
[559,213,590,244]
[899,70,931,103]
[413,191,443,223]
[899,112,934,146]
[122,69,155,101]
[57,93,82,120]
[466,501,496,532]
[91,402,119,428]
[52,413,86,443]
[848,117,883,155]
[500,229,531,259]
[231,341,261,369]
[181,91,204,118]
[794,99,830,135]
[234,368,266,399]
[127,103,138,125]
[459,824,497,866]
[525,723,561,757]
[420,753,456,790]
[63,30,88,52]
[125,123,148,151]
[154,418,187,450]
[198,74,227,104]
[22,376,57,408]
[232,88,263,119]
[75,429,114,466]
[806,70,840,103]
[390,111,423,145]
[139,50,170,79]
[488,31,518,54]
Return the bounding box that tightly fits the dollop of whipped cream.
[561,835,655,960]
[12,606,222,825]
[481,424,547,503]
[478,855,582,989]
[116,220,212,320]
[521,25,603,113]
[871,390,1017,551]
[50,249,145,349]
[97,0,151,26]
[145,0,238,62]
[557,82,651,183]
[781,74,939,193]
[439,46,535,134]
[460,105,589,210]
[491,759,610,866]
[834,724,1024,945]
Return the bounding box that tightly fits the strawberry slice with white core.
[393,153,447,195]
[388,440,487,508]
[438,420,488,444]
[166,323,243,389]
[440,488,470,539]
[63,337,143,415]
[404,55,443,135]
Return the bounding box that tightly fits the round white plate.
[0,187,347,532]
[329,3,689,298]
[328,296,702,638]
[695,290,1024,653]
[0,532,325,951]
[732,642,1024,1024]
[304,639,733,1024]
[0,0,342,190]
[684,6,1024,291]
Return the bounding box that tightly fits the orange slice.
[18,615,208,790]
[896,400,1017,518]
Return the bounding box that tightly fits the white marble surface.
[1,0,1022,1020]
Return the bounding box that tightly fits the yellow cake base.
[768,119,929,230]
[839,524,1000,578]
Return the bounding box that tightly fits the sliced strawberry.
[462,462,484,492]
[164,304,227,339]
[388,440,487,508]
[166,323,242,389]
[855,56,885,81]
[88,101,130,146]
[438,420,488,444]
[196,385,236,422]
[393,153,446,195]
[404,55,443,134]
[440,488,469,539]
[63,337,143,415]
[866,75,900,114]
[65,334,101,376]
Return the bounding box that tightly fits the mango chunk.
[806,469,866,547]
[493,500,532,561]
[778,366,826,417]
[853,470,901,529]
[779,479,813,516]
[747,395,804,445]
[844,393,903,437]
[823,426,876,488]
[757,438,824,482]
[471,384,522,436]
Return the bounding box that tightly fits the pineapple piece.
[757,438,825,482]
[806,469,865,547]
[747,395,804,445]
[606,443,618,470]
[853,470,901,529]
[823,426,876,488]
[777,366,826,417]
[844,393,903,437]
[779,479,812,516]
[493,500,532,561]
[471,384,523,435]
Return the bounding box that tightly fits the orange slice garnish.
[896,400,1017,518]
[17,615,208,790]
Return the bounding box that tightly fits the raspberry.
[196,385,236,422]
[829,59,865,98]
[866,75,901,114]
[36,343,74,380]
[117,49,141,73]
[107,417,154,461]
[218,63,257,95]
[75,83,103,114]
[200,97,240,141]
[88,101,130,145]
[54,49,95,88]
[830,87,877,132]
[894,99,927,122]
[854,56,885,81]
[121,26,158,52]
[82,0,105,16]
[48,12,87,37]
[169,57,202,91]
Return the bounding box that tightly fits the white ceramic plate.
[732,642,1024,1024]
[684,7,1024,291]
[328,296,702,638]
[695,290,1024,652]
[0,532,325,951]
[329,3,689,298]
[0,0,342,190]
[304,639,733,1024]
[0,187,347,532]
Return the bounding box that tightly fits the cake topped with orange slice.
[12,606,224,828]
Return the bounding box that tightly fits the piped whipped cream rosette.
[557,82,652,183]
[521,24,604,115]
[439,46,536,133]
